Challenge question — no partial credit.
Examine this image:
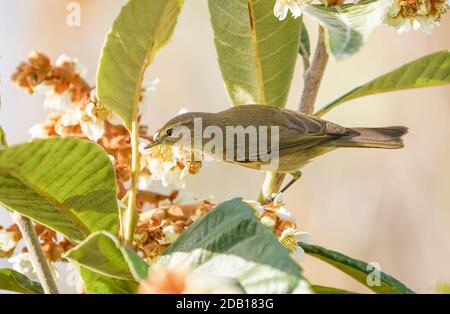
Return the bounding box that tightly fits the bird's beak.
[144,138,161,150]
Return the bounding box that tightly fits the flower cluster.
[1,223,73,280]
[272,0,448,34]
[134,199,214,261]
[11,52,89,100]
[273,0,312,20]
[386,0,449,33]
[245,195,312,261]
[9,52,310,288]
[139,140,202,190]
[11,52,200,209]
[0,225,21,258]
[8,52,205,283]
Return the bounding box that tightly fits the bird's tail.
[332,126,408,149]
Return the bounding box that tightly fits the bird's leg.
[279,171,302,194]
[264,171,302,204]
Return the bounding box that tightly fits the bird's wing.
[214,106,348,162]
[275,109,349,156]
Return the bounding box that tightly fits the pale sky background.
[0,0,449,293]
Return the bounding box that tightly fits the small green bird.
[146,105,407,193]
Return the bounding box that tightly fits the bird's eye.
[166,128,174,136]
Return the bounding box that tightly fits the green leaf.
[316,50,450,117]
[158,198,310,293]
[0,138,119,243]
[304,0,390,59]
[299,21,310,68]
[311,284,358,294]
[79,267,138,294]
[208,0,301,107]
[0,126,7,148]
[0,269,44,294]
[97,0,184,129]
[435,282,450,294]
[65,231,148,281]
[300,243,415,294]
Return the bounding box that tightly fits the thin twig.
[298,26,329,114]
[259,25,330,200]
[12,213,59,294]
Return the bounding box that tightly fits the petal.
[289,3,302,18]
[138,175,153,190]
[33,83,54,95]
[293,246,306,262]
[243,200,264,215]
[280,227,297,239]
[273,1,283,17]
[138,138,151,153]
[0,230,17,251]
[60,109,82,126]
[85,102,96,118]
[276,207,296,222]
[81,120,105,141]
[56,54,76,66]
[296,231,313,243]
[28,124,49,139]
[397,20,411,33]
[44,91,73,112]
[149,159,165,180]
[279,5,289,20]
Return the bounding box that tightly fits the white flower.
[275,206,296,222]
[141,139,189,188]
[243,200,265,216]
[9,253,37,280]
[9,253,59,281]
[273,0,307,21]
[65,263,83,290]
[279,227,312,261]
[260,215,277,229]
[58,104,105,141]
[28,123,49,139]
[138,175,153,190]
[385,0,449,34]
[80,120,105,142]
[161,226,179,244]
[0,230,17,252]
[34,84,73,112]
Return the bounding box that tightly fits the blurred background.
[0,0,449,293]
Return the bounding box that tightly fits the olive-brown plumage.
[147,105,408,174]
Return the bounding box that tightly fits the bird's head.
[145,112,212,149]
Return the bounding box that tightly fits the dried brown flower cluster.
[11,51,90,102]
[8,51,205,264]
[0,223,73,262]
[134,200,215,261]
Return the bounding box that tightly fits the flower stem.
[258,172,285,203]
[259,26,330,201]
[12,213,59,294]
[124,120,140,246]
[298,26,329,114]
